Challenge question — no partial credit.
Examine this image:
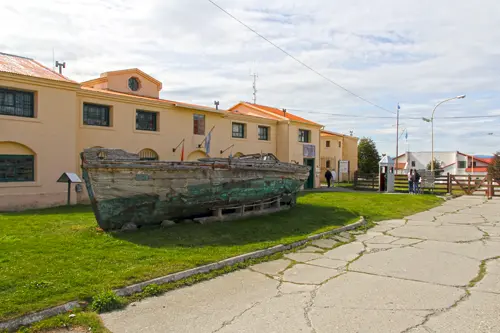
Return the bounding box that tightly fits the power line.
[206,0,396,115]
[286,107,500,120]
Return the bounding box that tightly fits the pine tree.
[426,159,442,177]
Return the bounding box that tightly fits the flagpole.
[172,139,185,152]
[198,126,216,148]
[180,141,185,161]
[395,103,400,174]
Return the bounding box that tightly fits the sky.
[1,0,500,156]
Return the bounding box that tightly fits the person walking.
[408,169,414,194]
[331,169,337,187]
[324,169,333,188]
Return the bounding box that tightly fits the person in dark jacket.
[414,171,421,194]
[325,169,333,188]
[408,169,414,194]
[410,169,417,195]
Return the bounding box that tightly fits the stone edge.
[0,217,365,331]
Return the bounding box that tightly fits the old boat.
[80,148,310,230]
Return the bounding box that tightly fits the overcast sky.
[1,0,499,156]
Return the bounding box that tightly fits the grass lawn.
[320,181,354,189]
[334,182,354,189]
[0,192,442,320]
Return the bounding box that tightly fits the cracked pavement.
[101,196,500,333]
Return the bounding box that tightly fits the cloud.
[1,0,500,155]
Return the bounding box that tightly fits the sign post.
[57,172,82,205]
[339,160,349,182]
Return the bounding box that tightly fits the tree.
[358,137,380,174]
[488,152,500,181]
[426,159,442,177]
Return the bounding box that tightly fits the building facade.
[0,52,334,210]
[395,151,493,176]
[319,130,358,182]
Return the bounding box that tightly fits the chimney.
[55,61,66,74]
[214,101,220,110]
[282,108,287,116]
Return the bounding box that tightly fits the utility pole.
[395,103,400,174]
[250,72,258,104]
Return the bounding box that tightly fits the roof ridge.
[80,86,219,112]
[0,52,34,60]
[243,102,288,120]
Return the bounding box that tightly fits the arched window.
[0,141,35,182]
[139,148,159,161]
[326,160,331,168]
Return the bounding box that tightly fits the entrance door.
[304,158,315,189]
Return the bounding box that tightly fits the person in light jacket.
[331,169,337,187]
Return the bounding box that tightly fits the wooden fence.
[395,173,500,197]
[353,172,379,191]
[355,171,500,197]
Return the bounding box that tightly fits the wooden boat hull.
[80,149,310,230]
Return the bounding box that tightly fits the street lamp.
[423,95,466,173]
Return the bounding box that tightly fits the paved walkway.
[101,196,500,333]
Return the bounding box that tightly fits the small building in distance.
[395,151,494,176]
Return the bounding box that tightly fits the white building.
[394,151,493,176]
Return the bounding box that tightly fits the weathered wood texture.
[81,148,310,230]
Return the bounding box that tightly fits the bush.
[141,284,162,297]
[90,290,124,313]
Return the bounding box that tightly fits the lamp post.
[422,95,466,174]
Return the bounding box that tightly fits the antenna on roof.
[250,72,258,104]
[55,61,66,75]
[214,100,220,110]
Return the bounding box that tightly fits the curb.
[0,217,366,331]
[0,302,81,332]
[114,216,365,296]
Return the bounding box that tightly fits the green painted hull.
[81,149,310,230]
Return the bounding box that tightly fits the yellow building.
[0,52,327,210]
[320,130,359,182]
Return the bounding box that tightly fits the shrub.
[90,290,124,313]
[142,284,162,297]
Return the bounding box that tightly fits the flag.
[180,141,184,161]
[205,131,211,155]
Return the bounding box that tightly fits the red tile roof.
[321,130,358,139]
[228,104,283,121]
[80,86,220,113]
[229,102,322,126]
[466,167,488,172]
[457,152,493,165]
[0,52,75,83]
